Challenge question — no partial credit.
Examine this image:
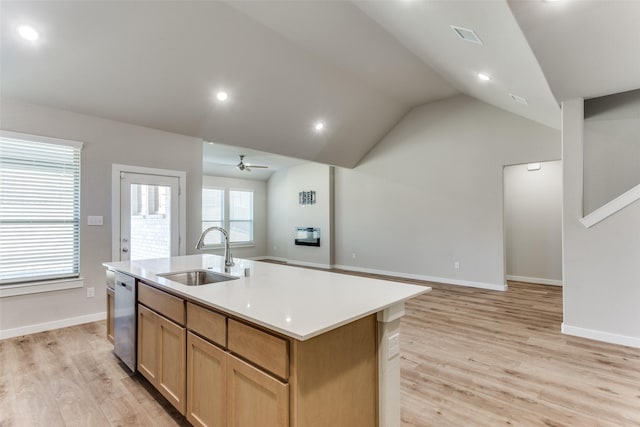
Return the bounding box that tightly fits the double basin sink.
[157,270,239,286]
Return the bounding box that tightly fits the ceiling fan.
[236,155,268,172]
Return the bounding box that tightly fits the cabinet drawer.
[138,282,185,326]
[228,319,289,380]
[187,302,226,348]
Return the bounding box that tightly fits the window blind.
[0,132,82,284]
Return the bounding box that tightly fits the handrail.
[580,183,640,228]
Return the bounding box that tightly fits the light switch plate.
[87,215,103,226]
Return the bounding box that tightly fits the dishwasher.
[114,271,136,372]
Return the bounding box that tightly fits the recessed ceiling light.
[216,91,228,102]
[314,121,325,132]
[18,25,39,41]
[478,73,491,81]
[450,25,483,45]
[510,94,528,105]
[527,163,541,171]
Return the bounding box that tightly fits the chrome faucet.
[195,226,235,267]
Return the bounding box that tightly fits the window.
[229,190,253,243]
[201,188,253,246]
[202,188,224,245]
[0,131,82,285]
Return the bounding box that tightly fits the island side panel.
[377,303,406,427]
[290,314,378,427]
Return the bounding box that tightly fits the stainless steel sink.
[157,270,239,286]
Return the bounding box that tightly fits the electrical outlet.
[352,252,357,259]
[86,287,95,298]
[388,333,400,359]
[454,261,460,269]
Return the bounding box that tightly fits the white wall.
[561,98,640,348]
[504,161,563,285]
[202,175,267,259]
[333,95,560,290]
[583,89,640,214]
[267,163,333,268]
[0,99,203,336]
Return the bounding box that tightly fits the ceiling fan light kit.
[236,154,268,172]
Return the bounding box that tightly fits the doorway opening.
[111,164,186,261]
[503,160,562,286]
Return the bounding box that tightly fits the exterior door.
[119,172,180,261]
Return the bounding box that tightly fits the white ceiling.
[203,141,305,181]
[2,1,639,169]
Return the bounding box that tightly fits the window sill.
[0,278,84,298]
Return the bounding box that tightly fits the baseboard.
[561,323,640,349]
[286,260,332,270]
[255,256,288,263]
[506,275,563,286]
[333,264,507,291]
[0,312,106,340]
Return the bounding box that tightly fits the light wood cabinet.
[228,319,288,380]
[106,288,114,344]
[137,297,186,414]
[137,304,158,382]
[157,314,186,413]
[227,354,288,427]
[138,289,377,427]
[187,332,227,427]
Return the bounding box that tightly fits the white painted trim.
[286,260,332,270]
[0,312,106,340]
[506,275,562,286]
[377,303,406,323]
[333,264,507,291]
[580,183,640,228]
[561,323,640,349]
[0,278,84,298]
[258,258,506,291]
[111,164,187,261]
[1,129,84,149]
[250,256,287,262]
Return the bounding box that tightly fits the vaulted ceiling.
[2,1,639,169]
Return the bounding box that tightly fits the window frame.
[0,130,84,296]
[201,186,255,248]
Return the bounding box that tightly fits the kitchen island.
[104,254,430,427]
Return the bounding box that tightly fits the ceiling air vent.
[450,25,483,45]
[510,94,529,105]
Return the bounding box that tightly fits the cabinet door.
[106,288,115,344]
[157,314,186,414]
[187,332,226,427]
[137,304,158,382]
[227,354,288,427]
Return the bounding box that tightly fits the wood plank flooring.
[400,281,640,426]
[1,276,639,426]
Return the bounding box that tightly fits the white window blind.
[0,132,82,284]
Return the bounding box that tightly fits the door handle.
[122,248,129,253]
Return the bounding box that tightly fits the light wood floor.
[1,278,639,426]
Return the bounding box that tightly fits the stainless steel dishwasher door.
[114,272,136,372]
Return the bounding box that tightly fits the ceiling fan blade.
[246,164,268,169]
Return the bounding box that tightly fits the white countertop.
[103,254,430,341]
